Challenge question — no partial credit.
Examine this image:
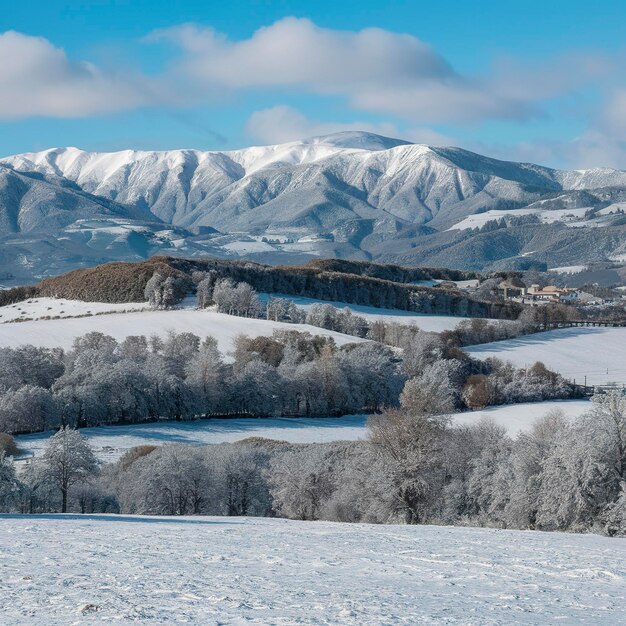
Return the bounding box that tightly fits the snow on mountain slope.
[3,131,626,280]
[0,307,365,352]
[0,164,154,233]
[465,326,626,385]
[8,132,625,235]
[448,207,591,230]
[1,515,625,624]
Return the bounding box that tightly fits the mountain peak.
[304,131,413,151]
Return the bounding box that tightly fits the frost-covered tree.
[196,271,218,308]
[305,304,339,331]
[0,385,59,434]
[400,360,462,416]
[401,331,445,377]
[266,297,305,323]
[117,335,149,362]
[499,410,568,529]
[163,331,200,378]
[465,421,513,525]
[268,448,335,520]
[41,427,99,513]
[210,445,271,516]
[185,337,225,416]
[368,410,448,524]
[129,445,212,515]
[590,391,626,482]
[161,276,180,309]
[233,335,285,369]
[535,392,626,532]
[144,271,164,308]
[0,345,64,393]
[0,452,19,512]
[144,272,186,309]
[337,308,369,338]
[213,279,261,317]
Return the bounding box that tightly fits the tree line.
[0,302,577,438]
[2,391,625,536]
[0,328,403,436]
[27,256,521,319]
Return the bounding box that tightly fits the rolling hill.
[1,515,624,624]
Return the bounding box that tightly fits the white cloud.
[150,19,452,89]
[244,105,455,147]
[245,105,397,144]
[0,31,158,119]
[149,18,538,124]
[3,20,626,168]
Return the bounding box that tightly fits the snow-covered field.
[448,207,591,230]
[549,264,587,274]
[453,399,591,435]
[466,327,626,385]
[0,515,624,625]
[15,415,370,462]
[0,297,147,323]
[0,308,364,352]
[14,400,592,462]
[262,293,479,332]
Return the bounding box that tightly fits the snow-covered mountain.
[2,131,626,282]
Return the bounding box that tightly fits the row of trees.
[4,391,625,535]
[0,279,578,438]
[0,329,404,435]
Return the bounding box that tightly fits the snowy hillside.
[0,294,478,333]
[452,399,591,434]
[3,131,626,280]
[7,134,626,234]
[261,293,481,332]
[466,327,626,385]
[0,307,364,352]
[1,514,624,624]
[0,296,147,323]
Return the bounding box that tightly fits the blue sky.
[2,1,626,167]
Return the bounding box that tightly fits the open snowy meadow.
[0,297,148,323]
[0,306,363,352]
[14,400,592,462]
[465,326,626,386]
[0,514,625,624]
[260,293,480,333]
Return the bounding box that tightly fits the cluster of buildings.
[498,278,605,305]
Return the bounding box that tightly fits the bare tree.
[41,427,99,513]
[368,409,448,524]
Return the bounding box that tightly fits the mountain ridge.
[1,131,626,283]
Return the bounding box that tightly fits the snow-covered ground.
[453,399,591,435]
[548,264,587,274]
[261,293,480,333]
[448,207,591,230]
[14,401,593,462]
[465,327,626,385]
[0,308,364,352]
[15,415,370,462]
[0,514,624,625]
[0,297,147,323]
